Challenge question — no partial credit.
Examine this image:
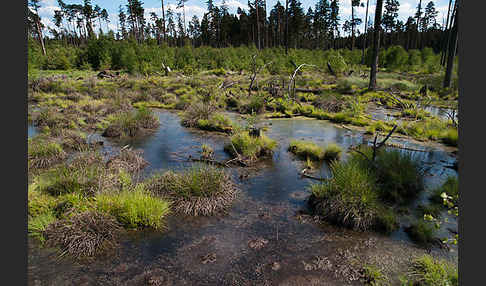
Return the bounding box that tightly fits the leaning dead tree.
[350,124,398,164]
[288,63,317,101]
[248,55,273,97]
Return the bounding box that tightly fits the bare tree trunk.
[351,0,355,50]
[443,1,458,88]
[36,21,46,56]
[285,0,289,54]
[416,0,422,49]
[361,0,370,64]
[440,0,453,65]
[161,0,166,43]
[256,0,261,49]
[369,0,384,90]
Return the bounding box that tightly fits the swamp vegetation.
[28,43,458,284]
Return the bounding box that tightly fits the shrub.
[145,164,238,216]
[44,211,122,258]
[407,255,458,286]
[405,220,437,245]
[430,176,459,206]
[385,46,409,70]
[225,131,277,161]
[96,185,170,229]
[288,140,324,161]
[309,159,381,231]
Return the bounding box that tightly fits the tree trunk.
[443,2,458,89]
[36,20,46,56]
[351,1,355,50]
[256,0,261,49]
[361,0,370,64]
[161,0,166,43]
[285,0,289,54]
[440,0,453,65]
[368,0,384,90]
[416,0,422,49]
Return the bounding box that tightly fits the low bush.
[405,220,437,245]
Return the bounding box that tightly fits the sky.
[36,0,452,36]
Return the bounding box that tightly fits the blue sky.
[36,0,451,35]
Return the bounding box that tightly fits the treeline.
[28,37,447,76]
[28,0,456,54]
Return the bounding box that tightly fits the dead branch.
[288,63,317,101]
[248,55,273,97]
[300,169,329,181]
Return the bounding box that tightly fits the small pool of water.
[28,109,458,285]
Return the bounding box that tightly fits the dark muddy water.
[28,110,458,285]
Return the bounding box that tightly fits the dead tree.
[288,63,317,101]
[248,55,272,97]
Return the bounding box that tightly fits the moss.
[288,140,325,161]
[440,128,458,147]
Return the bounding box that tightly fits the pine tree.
[329,0,340,48]
[382,0,399,46]
[369,0,384,90]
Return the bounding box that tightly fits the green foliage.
[405,220,437,245]
[148,165,227,199]
[323,143,343,162]
[362,264,389,286]
[385,46,409,70]
[96,184,170,229]
[406,255,458,286]
[196,113,233,133]
[430,176,458,206]
[288,140,325,161]
[104,107,159,137]
[28,212,56,243]
[225,131,277,161]
[310,159,385,231]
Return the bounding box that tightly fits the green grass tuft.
[288,140,324,161]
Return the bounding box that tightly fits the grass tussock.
[145,164,238,216]
[103,107,159,138]
[180,102,217,127]
[95,184,170,229]
[224,131,277,162]
[28,136,66,170]
[28,212,56,243]
[196,113,233,133]
[288,140,324,161]
[323,143,343,162]
[44,211,122,259]
[309,159,392,231]
[351,146,424,204]
[405,255,458,286]
[106,149,149,173]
